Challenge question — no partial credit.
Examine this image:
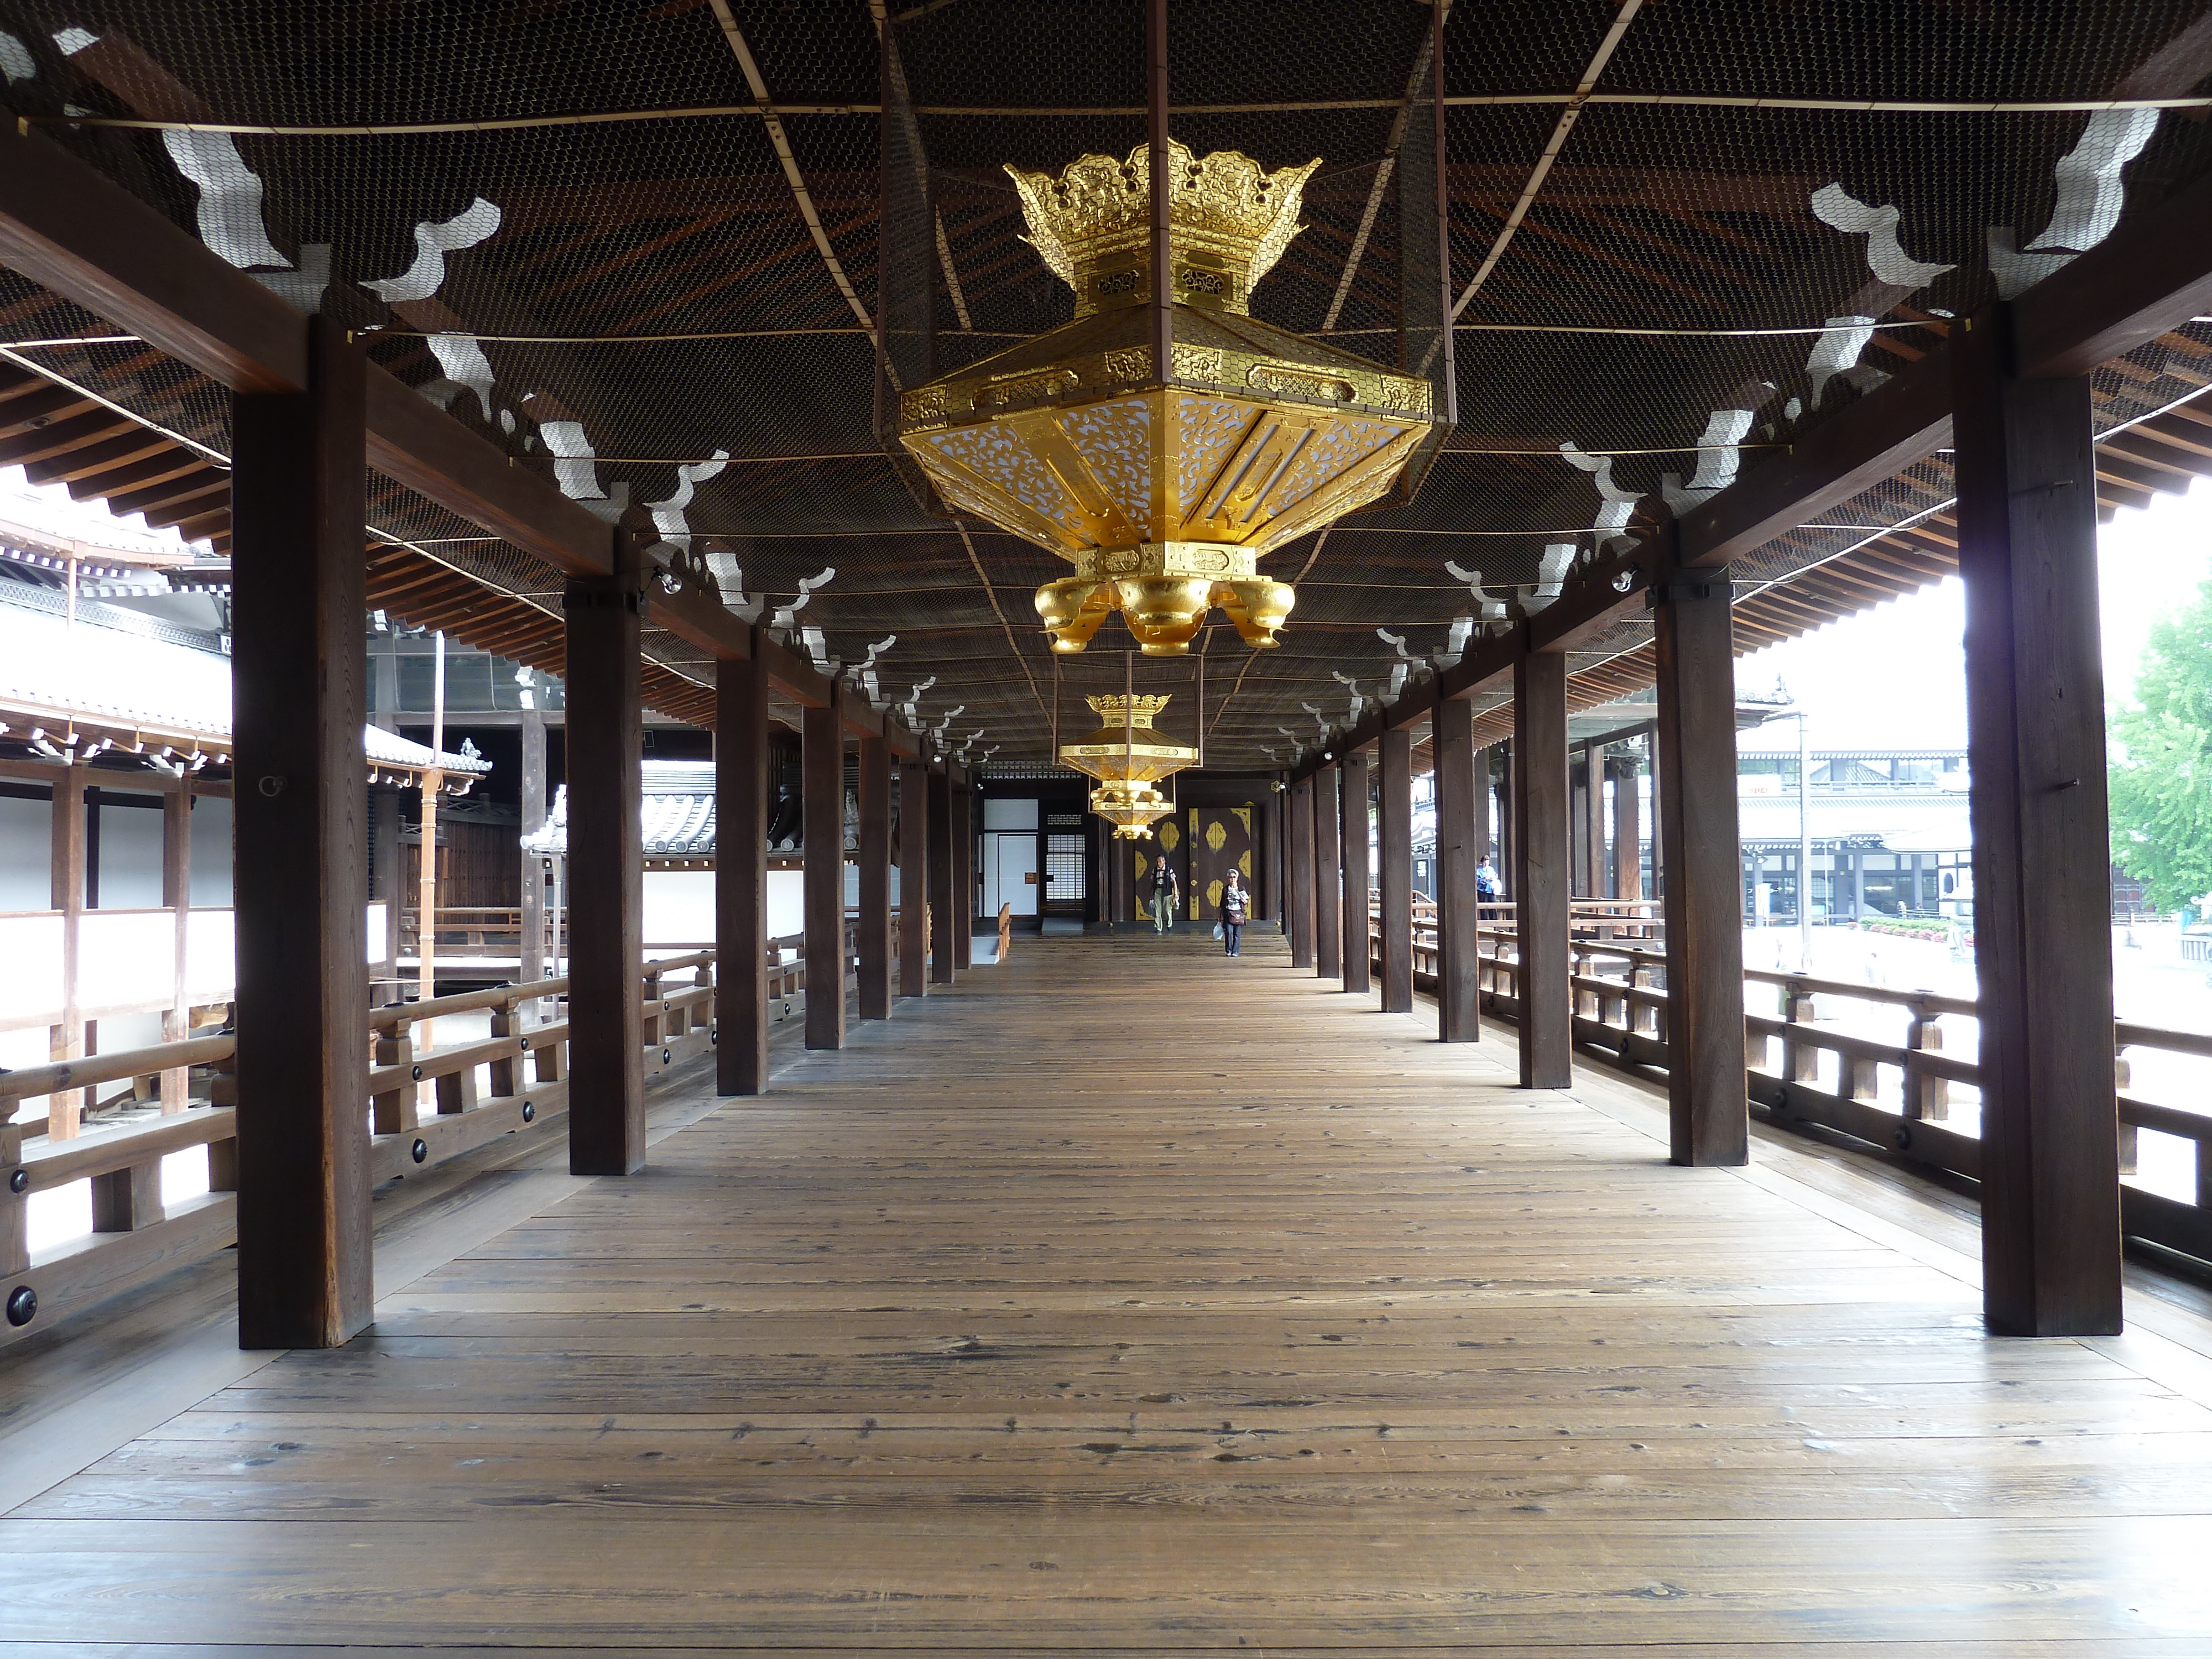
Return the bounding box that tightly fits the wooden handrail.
[0,1035,236,1103]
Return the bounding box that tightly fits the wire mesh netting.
[0,1,2208,768]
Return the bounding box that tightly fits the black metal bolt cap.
[8,1168,26,1194]
[5,1285,35,1327]
[410,1065,422,1081]
[410,1138,427,1164]
[521,1101,535,1123]
[662,1048,672,1065]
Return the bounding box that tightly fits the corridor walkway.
[6,928,2212,1651]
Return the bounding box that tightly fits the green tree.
[2110,577,2212,911]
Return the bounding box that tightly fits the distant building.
[1736,742,1972,923]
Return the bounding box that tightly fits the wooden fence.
[0,935,837,1348]
[1425,921,2212,1269]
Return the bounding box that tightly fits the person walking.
[1476,853,1501,904]
[1149,853,1180,935]
[1219,867,1249,957]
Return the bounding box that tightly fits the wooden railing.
[1459,932,2212,1267]
[398,905,533,956]
[0,942,759,1347]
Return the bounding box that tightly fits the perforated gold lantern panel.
[1057,694,1198,791]
[896,141,1443,656]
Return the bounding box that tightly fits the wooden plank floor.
[6,926,2212,1653]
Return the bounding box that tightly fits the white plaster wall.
[96,795,166,909]
[189,794,233,905]
[0,795,49,910]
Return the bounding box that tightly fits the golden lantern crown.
[1005,140,1322,320]
[1057,693,1198,790]
[896,139,1446,658]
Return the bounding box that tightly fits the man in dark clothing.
[1148,854,1180,934]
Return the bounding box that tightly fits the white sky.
[1734,473,2212,753]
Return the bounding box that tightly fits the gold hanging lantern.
[896,139,1444,655]
[1059,693,1197,837]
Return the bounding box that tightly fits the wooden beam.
[1313,764,1342,980]
[1610,748,1642,899]
[1339,750,1372,996]
[927,765,954,984]
[716,653,770,1095]
[1379,730,1413,1014]
[1286,775,1316,969]
[1434,697,1481,1042]
[0,120,307,393]
[899,758,930,997]
[1512,652,1571,1091]
[2011,163,2212,377]
[857,732,892,1021]
[1954,305,2122,1336]
[228,316,371,1348]
[563,543,646,1175]
[803,693,846,1050]
[951,768,975,971]
[1653,573,1749,1168]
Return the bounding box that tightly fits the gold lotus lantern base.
[1058,693,1198,835]
[896,139,1443,656]
[1091,780,1173,839]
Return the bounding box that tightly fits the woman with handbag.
[1219,868,1249,957]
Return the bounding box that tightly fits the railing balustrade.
[1365,907,2212,1269]
[0,941,770,1346]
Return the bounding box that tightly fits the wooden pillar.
[858,733,892,1020]
[1313,764,1342,979]
[899,758,930,995]
[716,653,770,1094]
[47,765,84,1138]
[1954,305,2121,1335]
[518,706,547,990]
[1378,730,1413,1013]
[1568,753,1589,899]
[371,786,403,988]
[1435,698,1481,1042]
[1339,750,1373,994]
[1654,574,1749,1168]
[1473,742,1494,864]
[927,765,954,983]
[1584,743,1608,900]
[1610,749,1642,900]
[1495,743,1514,893]
[951,771,974,970]
[802,694,846,1050]
[1286,776,1316,967]
[1512,653,1572,1089]
[562,534,645,1176]
[229,315,372,1348]
[159,781,191,1111]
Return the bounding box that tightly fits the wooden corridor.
[5,930,2212,1652]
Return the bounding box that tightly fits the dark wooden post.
[952,770,975,969]
[858,733,892,1020]
[1611,749,1642,900]
[1287,775,1316,967]
[1584,742,1609,899]
[1313,764,1342,978]
[899,758,929,995]
[48,764,85,1137]
[928,765,954,982]
[1339,749,1373,994]
[229,315,372,1348]
[1653,574,1749,1166]
[518,705,547,991]
[802,692,846,1050]
[1378,729,1413,1012]
[1496,742,1514,891]
[716,652,770,1094]
[1954,305,2121,1336]
[1569,752,1589,898]
[563,533,645,1176]
[1512,653,1571,1089]
[1436,697,1481,1041]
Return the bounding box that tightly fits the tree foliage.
[2110,578,2212,911]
